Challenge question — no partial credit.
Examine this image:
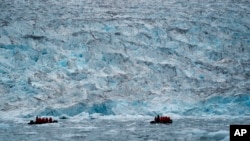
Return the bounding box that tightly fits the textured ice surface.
[0,0,250,118]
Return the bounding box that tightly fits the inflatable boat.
[28,120,58,125]
[150,115,173,124]
[28,116,58,125]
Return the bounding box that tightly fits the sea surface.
[1,117,249,141]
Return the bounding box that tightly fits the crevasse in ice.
[0,0,249,118]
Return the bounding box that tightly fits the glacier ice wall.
[0,0,249,117]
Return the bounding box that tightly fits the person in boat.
[49,117,52,123]
[29,120,35,124]
[45,117,49,123]
[156,115,160,122]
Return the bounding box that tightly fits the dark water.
[0,117,249,141]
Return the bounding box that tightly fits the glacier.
[0,0,250,120]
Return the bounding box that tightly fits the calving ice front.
[0,0,249,140]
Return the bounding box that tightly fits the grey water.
[1,117,249,141]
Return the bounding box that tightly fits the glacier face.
[0,0,249,118]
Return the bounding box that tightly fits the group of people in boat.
[150,115,173,124]
[29,116,57,124]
